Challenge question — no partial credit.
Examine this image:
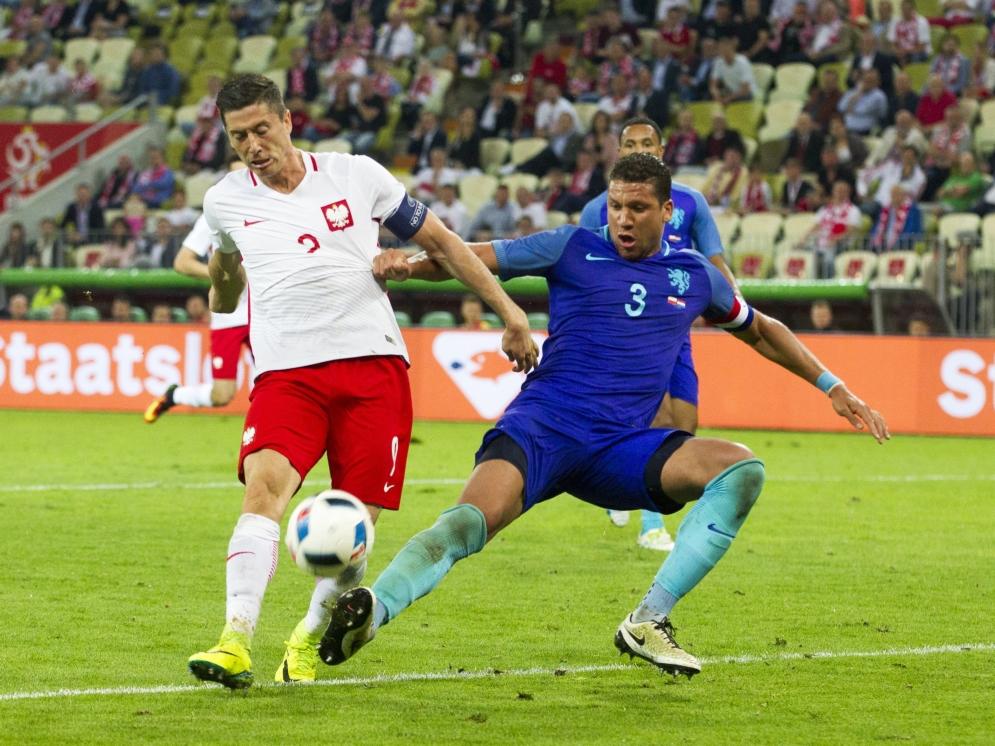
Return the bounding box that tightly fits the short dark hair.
[618,116,663,146]
[216,74,285,126]
[609,153,672,204]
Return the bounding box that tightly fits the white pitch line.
[0,475,993,494]
[0,642,991,704]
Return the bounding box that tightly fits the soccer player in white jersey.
[186,73,539,690]
[143,166,251,422]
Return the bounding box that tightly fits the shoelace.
[650,618,679,648]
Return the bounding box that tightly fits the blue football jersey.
[577,181,724,257]
[492,225,752,430]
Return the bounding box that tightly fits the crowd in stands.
[2,0,995,331]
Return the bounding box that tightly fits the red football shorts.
[238,355,412,511]
[210,325,252,379]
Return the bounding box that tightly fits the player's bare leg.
[319,460,524,666]
[616,438,764,677]
[188,449,300,689]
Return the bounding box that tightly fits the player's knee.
[725,458,765,518]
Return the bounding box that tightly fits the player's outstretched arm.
[208,249,246,314]
[174,247,210,280]
[733,311,890,443]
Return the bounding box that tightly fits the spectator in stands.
[581,110,615,165]
[888,0,932,64]
[869,184,922,251]
[23,14,54,66]
[345,10,377,54]
[448,107,482,172]
[808,300,839,332]
[374,9,416,61]
[137,42,180,106]
[817,145,857,193]
[804,0,851,64]
[664,109,702,169]
[97,155,138,212]
[108,295,131,323]
[64,0,100,38]
[132,146,175,209]
[511,186,548,230]
[916,74,958,132]
[907,315,931,336]
[49,301,69,322]
[538,167,568,211]
[164,189,199,233]
[67,58,99,102]
[0,293,30,321]
[31,217,67,268]
[922,104,972,199]
[976,179,995,215]
[151,303,172,324]
[306,85,352,141]
[931,34,970,95]
[454,13,493,79]
[887,72,920,125]
[513,214,538,238]
[368,55,401,99]
[939,0,976,28]
[698,0,737,44]
[427,182,469,237]
[524,37,567,106]
[182,114,227,176]
[515,111,583,177]
[229,0,277,38]
[185,293,209,324]
[0,222,35,268]
[703,144,747,209]
[770,1,813,65]
[779,157,817,213]
[869,1,894,45]
[937,152,988,213]
[413,147,462,202]
[872,110,928,166]
[647,37,681,110]
[597,73,634,128]
[307,8,341,65]
[61,182,105,244]
[458,294,488,329]
[8,0,37,40]
[684,37,718,101]
[838,69,888,136]
[847,29,895,94]
[803,180,862,276]
[626,65,669,127]
[407,109,447,172]
[738,164,773,213]
[90,0,131,37]
[98,217,135,268]
[596,36,639,97]
[285,47,320,103]
[827,113,869,167]
[101,46,144,107]
[738,0,774,64]
[346,76,386,155]
[398,58,436,129]
[965,41,995,100]
[135,217,180,269]
[552,149,605,213]
[534,83,580,139]
[709,36,756,105]
[27,52,70,105]
[658,6,694,63]
[467,183,515,239]
[858,144,925,216]
[420,18,450,64]
[784,111,825,173]
[699,112,744,165]
[477,78,517,139]
[0,56,31,105]
[806,66,844,130]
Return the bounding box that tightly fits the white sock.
[173,382,215,408]
[225,513,280,639]
[301,559,367,637]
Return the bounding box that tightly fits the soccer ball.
[285,490,375,577]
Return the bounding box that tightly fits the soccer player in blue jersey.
[579,117,736,551]
[318,154,889,677]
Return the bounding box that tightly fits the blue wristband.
[816,371,842,394]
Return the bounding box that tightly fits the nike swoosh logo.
[585,253,614,262]
[243,219,266,227]
[630,633,645,646]
[707,523,736,539]
[383,483,395,492]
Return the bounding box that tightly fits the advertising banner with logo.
[0,322,993,436]
[1,122,140,210]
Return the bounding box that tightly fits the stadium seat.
[201,36,239,69]
[713,212,739,248]
[764,100,803,137]
[688,100,721,136]
[482,312,503,328]
[877,251,919,283]
[951,24,989,50]
[904,62,931,93]
[234,35,277,74]
[419,310,456,327]
[314,138,352,154]
[737,213,783,252]
[782,212,817,247]
[74,245,106,268]
[92,57,124,91]
[817,60,851,88]
[423,68,453,115]
[938,212,981,248]
[30,105,68,123]
[174,104,199,128]
[980,100,995,126]
[27,307,52,320]
[274,35,308,68]
[673,171,707,192]
[99,38,135,68]
[0,105,28,122]
[547,211,569,229]
[751,63,774,101]
[509,137,548,166]
[0,39,26,58]
[527,312,550,329]
[773,63,816,97]
[834,250,878,281]
[637,27,658,57]
[776,250,815,278]
[734,248,773,278]
[129,307,149,322]
[766,88,807,103]
[168,36,203,67]
[480,137,510,172]
[171,307,189,322]
[460,173,499,215]
[959,97,979,126]
[972,213,995,272]
[73,102,103,122]
[756,134,789,172]
[63,37,100,66]
[184,171,218,208]
[263,68,287,94]
[573,102,599,130]
[394,310,413,327]
[726,101,762,139]
[502,172,539,194]
[69,305,101,321]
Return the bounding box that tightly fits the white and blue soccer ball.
[285,490,374,577]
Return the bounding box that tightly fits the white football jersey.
[181,214,250,330]
[203,151,410,377]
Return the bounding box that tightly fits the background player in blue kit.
[319,154,889,677]
[579,117,737,552]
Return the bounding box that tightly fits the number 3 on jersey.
[625,283,647,317]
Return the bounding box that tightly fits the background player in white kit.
[187,73,539,690]
[143,161,252,423]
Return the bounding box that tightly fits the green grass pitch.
[0,410,993,744]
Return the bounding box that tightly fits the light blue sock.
[372,504,487,628]
[634,458,765,621]
[640,510,664,534]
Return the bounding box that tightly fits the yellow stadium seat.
[763,100,803,138]
[751,63,774,101]
[169,36,203,65]
[776,250,816,279]
[99,38,134,67]
[314,138,352,154]
[904,62,931,93]
[184,171,218,208]
[201,37,239,69]
[877,251,919,283]
[980,100,995,126]
[573,102,599,131]
[458,173,499,215]
[63,37,100,66]
[834,250,879,282]
[737,213,783,252]
[713,212,739,248]
[92,57,124,91]
[951,23,989,50]
[975,124,995,158]
[480,137,510,172]
[688,100,722,136]
[263,68,286,95]
[547,211,570,229]
[234,35,277,74]
[30,105,69,123]
[672,170,707,192]
[774,63,816,97]
[938,212,981,248]
[766,88,807,103]
[502,172,539,194]
[0,105,29,122]
[509,137,548,166]
[73,102,103,122]
[782,212,818,247]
